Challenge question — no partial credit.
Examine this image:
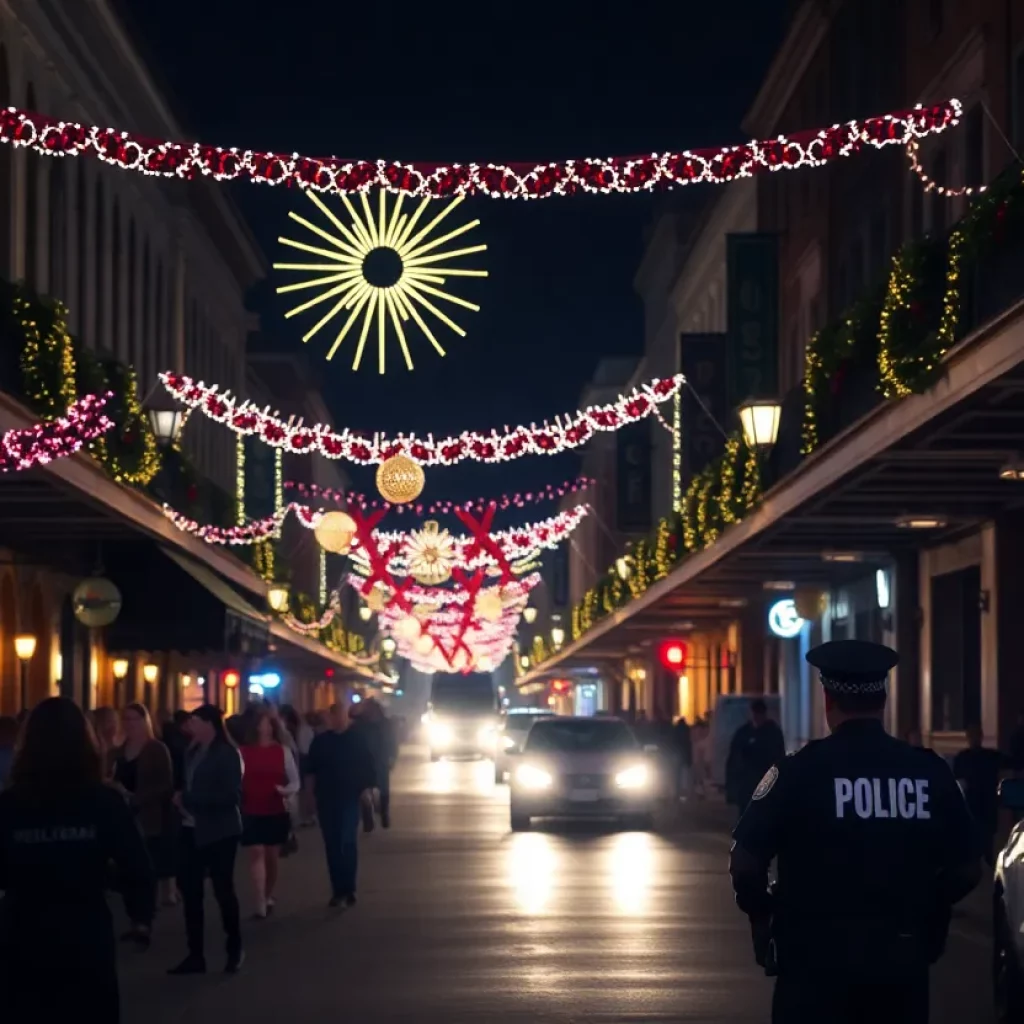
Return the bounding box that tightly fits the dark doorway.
[930,565,982,732]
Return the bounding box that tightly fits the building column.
[995,514,1024,749]
[893,551,920,741]
[737,598,767,693]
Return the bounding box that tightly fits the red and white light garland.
[0,393,114,472]
[286,476,595,514]
[0,101,960,200]
[160,370,683,466]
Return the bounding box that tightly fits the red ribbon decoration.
[453,505,515,584]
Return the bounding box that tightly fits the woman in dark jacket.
[113,703,175,944]
[169,704,244,976]
[0,698,153,1023]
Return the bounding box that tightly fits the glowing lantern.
[314,510,357,554]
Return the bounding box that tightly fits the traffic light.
[657,639,688,672]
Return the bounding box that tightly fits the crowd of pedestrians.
[0,691,397,1022]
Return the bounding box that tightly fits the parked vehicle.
[994,777,1024,1021]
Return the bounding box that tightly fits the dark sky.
[126,1,789,509]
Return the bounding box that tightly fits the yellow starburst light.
[274,191,487,373]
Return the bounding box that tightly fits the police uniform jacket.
[732,718,976,975]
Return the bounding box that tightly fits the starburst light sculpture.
[274,191,487,373]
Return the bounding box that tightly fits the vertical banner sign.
[726,234,779,408]
[616,420,652,531]
[680,333,728,478]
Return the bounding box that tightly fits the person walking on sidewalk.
[240,709,300,918]
[352,698,397,828]
[726,699,785,819]
[953,722,1011,867]
[0,698,153,1023]
[307,702,376,908]
[169,705,244,976]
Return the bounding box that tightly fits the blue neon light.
[248,671,282,689]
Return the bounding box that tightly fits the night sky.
[125,1,789,509]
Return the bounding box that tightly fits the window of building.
[1015,47,1024,152]
[111,201,122,359]
[0,47,10,279]
[95,179,106,347]
[76,165,89,340]
[24,83,39,289]
[48,157,66,295]
[964,104,984,192]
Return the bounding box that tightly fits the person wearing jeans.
[308,701,376,908]
[169,705,244,975]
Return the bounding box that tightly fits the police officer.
[0,698,153,1022]
[729,640,980,1024]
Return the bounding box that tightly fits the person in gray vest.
[168,704,244,976]
[729,639,980,1024]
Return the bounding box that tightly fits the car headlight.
[501,735,517,751]
[430,723,453,747]
[515,763,553,791]
[614,764,649,790]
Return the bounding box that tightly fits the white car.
[509,716,655,831]
[494,710,553,783]
[995,777,1024,1020]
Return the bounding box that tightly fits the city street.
[120,750,994,1023]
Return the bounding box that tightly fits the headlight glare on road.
[477,724,497,746]
[515,763,553,791]
[501,735,517,751]
[430,722,453,747]
[614,764,649,790]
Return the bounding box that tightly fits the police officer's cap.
[805,639,899,695]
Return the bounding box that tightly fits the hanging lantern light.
[314,510,357,554]
[72,576,122,628]
[376,454,425,504]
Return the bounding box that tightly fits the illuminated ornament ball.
[314,510,357,553]
[376,453,425,504]
[274,190,487,373]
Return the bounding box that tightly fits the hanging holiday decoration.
[906,138,986,198]
[160,370,684,466]
[375,453,425,503]
[313,509,357,553]
[286,475,595,514]
[71,575,122,628]
[276,191,486,371]
[0,392,114,472]
[405,521,456,585]
[0,101,960,200]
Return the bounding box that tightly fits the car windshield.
[525,719,637,753]
[504,714,552,733]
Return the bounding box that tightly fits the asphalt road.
[119,748,994,1023]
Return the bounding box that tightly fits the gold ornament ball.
[376,454,425,505]
[414,633,435,657]
[314,510,357,554]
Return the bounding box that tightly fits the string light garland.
[276,190,486,370]
[0,100,960,200]
[906,138,986,198]
[285,476,595,513]
[159,370,684,466]
[0,393,114,471]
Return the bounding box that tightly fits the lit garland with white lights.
[906,138,986,198]
[0,393,114,471]
[160,370,684,465]
[0,101,960,200]
[286,476,595,513]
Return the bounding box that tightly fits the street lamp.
[550,617,565,650]
[737,398,782,451]
[522,606,537,625]
[112,657,129,706]
[380,636,397,657]
[359,604,373,622]
[519,654,530,671]
[267,582,290,613]
[142,663,159,685]
[615,556,631,581]
[146,392,186,448]
[14,634,36,710]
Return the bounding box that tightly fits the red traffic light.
[658,640,688,671]
[223,669,240,689]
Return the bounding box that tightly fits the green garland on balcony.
[10,283,160,485]
[570,433,761,643]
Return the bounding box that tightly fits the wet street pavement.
[120,748,994,1023]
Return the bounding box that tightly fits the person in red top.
[240,710,299,918]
